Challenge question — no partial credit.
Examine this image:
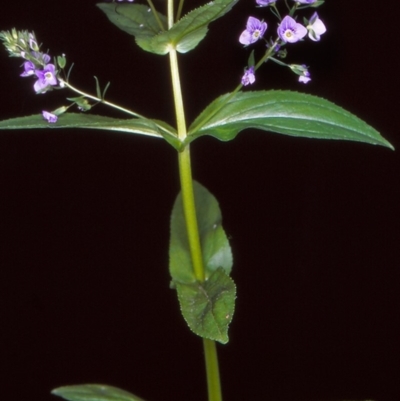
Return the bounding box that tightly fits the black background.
[1,1,399,401]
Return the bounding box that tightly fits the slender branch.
[59,79,145,119]
[176,0,185,22]
[59,79,178,140]
[146,0,166,31]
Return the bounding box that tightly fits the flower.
[289,64,311,83]
[298,71,311,83]
[241,66,255,86]
[307,12,326,41]
[256,0,276,6]
[34,63,57,93]
[239,17,267,46]
[42,110,58,123]
[277,15,307,43]
[294,0,317,3]
[20,61,35,77]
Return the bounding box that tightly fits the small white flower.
[307,12,326,42]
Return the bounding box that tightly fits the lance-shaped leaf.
[187,90,394,149]
[97,3,167,41]
[52,384,146,401]
[169,181,233,284]
[0,113,181,149]
[176,268,236,344]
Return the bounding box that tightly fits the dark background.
[1,1,399,400]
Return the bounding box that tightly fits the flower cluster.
[0,29,60,94]
[1,29,104,124]
[239,0,326,86]
[0,29,69,123]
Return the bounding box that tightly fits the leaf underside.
[52,384,146,401]
[0,113,181,148]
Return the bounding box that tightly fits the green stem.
[167,1,222,398]
[177,146,205,282]
[203,339,222,401]
[167,0,174,29]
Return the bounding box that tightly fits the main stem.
[168,41,223,401]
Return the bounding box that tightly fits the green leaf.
[137,0,239,54]
[169,181,235,343]
[188,90,394,149]
[96,3,167,41]
[97,0,238,55]
[0,113,181,149]
[169,181,233,284]
[176,268,236,344]
[52,384,146,401]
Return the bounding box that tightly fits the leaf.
[97,0,238,55]
[176,268,236,344]
[52,384,146,401]
[188,90,394,149]
[170,181,235,343]
[137,0,239,54]
[97,3,167,40]
[169,181,233,284]
[0,113,181,149]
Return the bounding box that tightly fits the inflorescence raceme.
[239,0,326,86]
[0,29,101,123]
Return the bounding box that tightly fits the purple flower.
[241,66,255,86]
[290,64,311,83]
[42,110,58,123]
[256,0,276,6]
[298,71,311,83]
[294,0,317,3]
[34,63,57,93]
[239,17,267,46]
[307,12,326,41]
[277,15,307,43]
[20,61,35,77]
